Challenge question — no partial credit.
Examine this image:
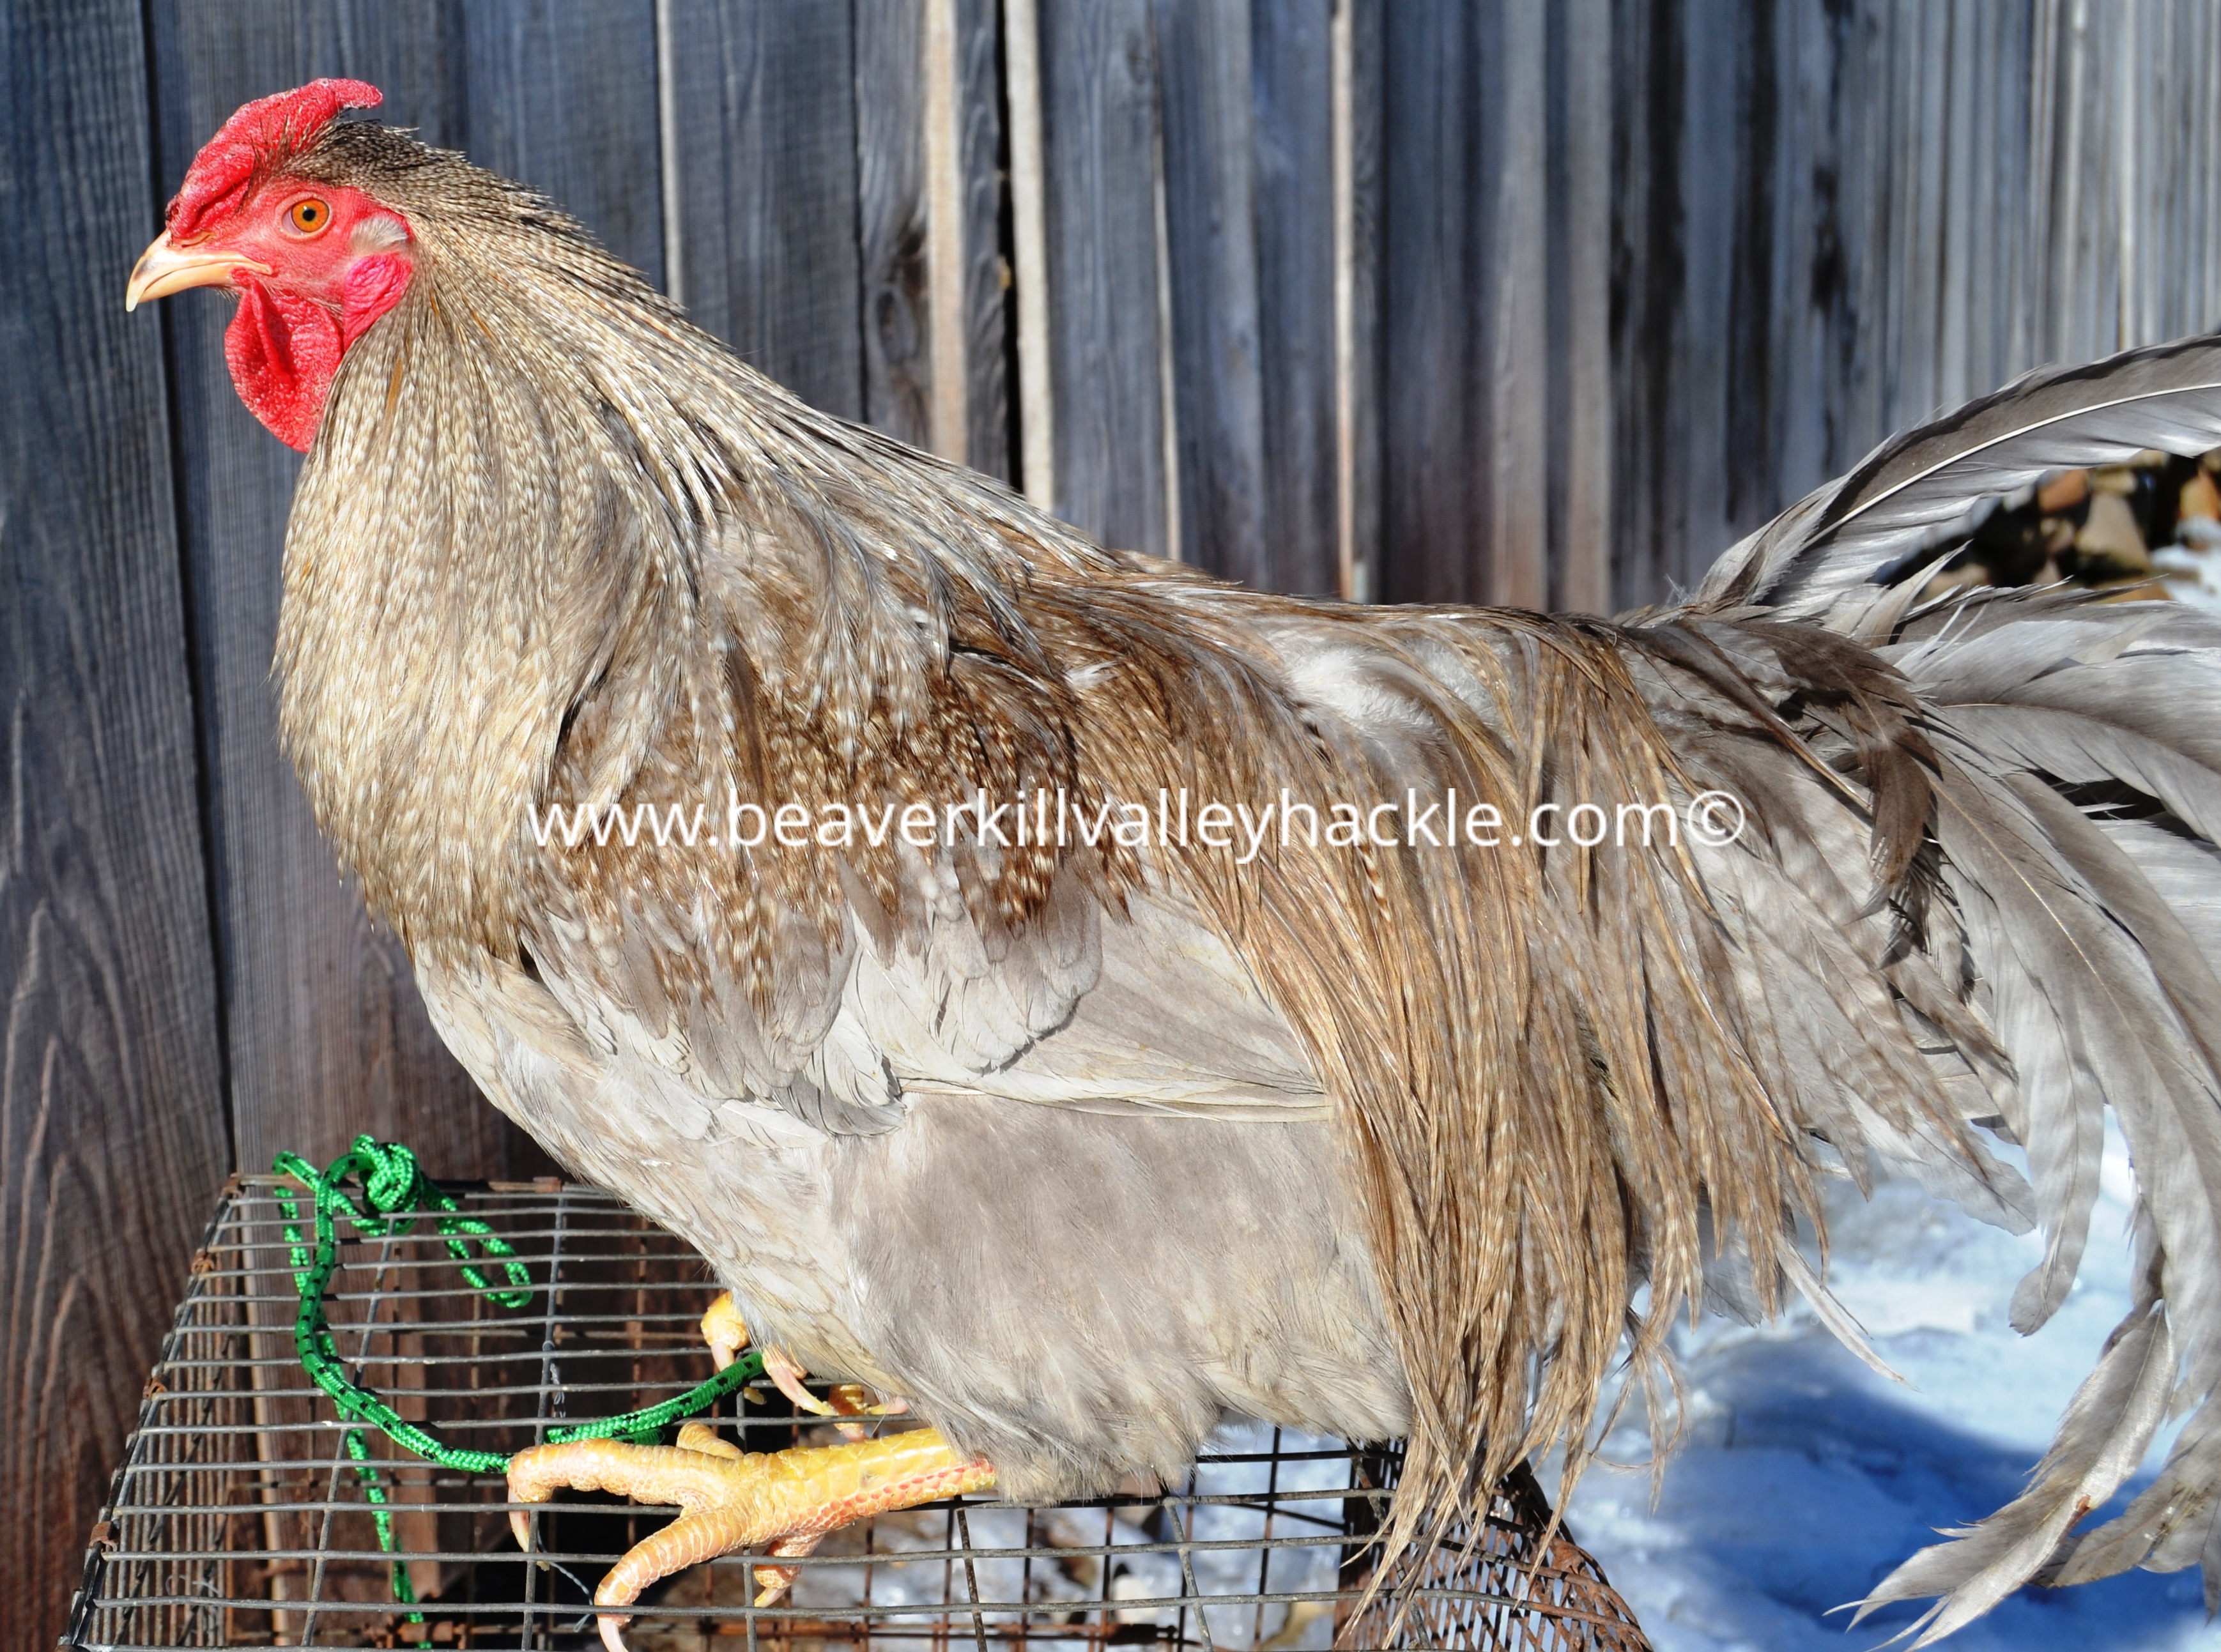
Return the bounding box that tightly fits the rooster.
[127,81,2221,1648]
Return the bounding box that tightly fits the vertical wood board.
[1155,0,1268,585]
[1036,0,1171,556]
[1338,0,1385,602]
[1,6,231,1645]
[1249,0,1341,595]
[956,0,1016,481]
[859,0,932,448]
[665,0,864,419]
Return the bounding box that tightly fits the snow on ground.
[1559,1120,2218,1650]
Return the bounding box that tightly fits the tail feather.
[1852,1256,2174,1644]
[1672,328,2221,1636]
[1846,612,2221,1633]
[1696,332,2221,624]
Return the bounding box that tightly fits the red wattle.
[223,256,410,452]
[226,284,342,452]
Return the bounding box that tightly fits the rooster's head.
[126,80,412,450]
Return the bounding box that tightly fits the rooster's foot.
[509,1292,982,1651]
[507,1427,996,1651]
[700,1292,749,1372]
[702,1292,911,1439]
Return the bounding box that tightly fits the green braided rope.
[342,1426,421,1630]
[272,1136,765,1629]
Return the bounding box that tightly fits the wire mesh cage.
[64,1176,1652,1651]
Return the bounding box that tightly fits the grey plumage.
[161,104,2221,1644]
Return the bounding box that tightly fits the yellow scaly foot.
[508,1292,990,1652]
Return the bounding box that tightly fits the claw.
[753,1530,826,1604]
[704,1294,909,1437]
[675,1420,743,1458]
[763,1344,836,1416]
[826,1382,911,1442]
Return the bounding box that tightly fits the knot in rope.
[353,1135,424,1217]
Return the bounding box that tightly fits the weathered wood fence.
[8,0,2221,1642]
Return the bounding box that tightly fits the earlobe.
[341,254,413,346]
[225,282,343,451]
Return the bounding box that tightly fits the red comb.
[169,79,384,240]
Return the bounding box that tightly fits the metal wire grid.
[64,1177,1650,1651]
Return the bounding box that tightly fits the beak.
[124,230,271,310]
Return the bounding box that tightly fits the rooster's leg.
[507,1293,992,1652]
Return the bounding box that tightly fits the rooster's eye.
[286,198,331,236]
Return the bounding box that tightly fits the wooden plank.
[926,0,967,458]
[1006,0,1056,505]
[923,0,1017,482]
[1719,0,1780,536]
[1556,0,1613,614]
[2022,0,2060,367]
[1374,0,1555,608]
[2050,0,2098,361]
[922,0,1017,481]
[146,1,543,1182]
[955,0,1015,481]
[1608,0,1686,606]
[1489,0,1549,608]
[1380,0,1489,603]
[1898,0,1951,426]
[1252,0,1341,595]
[1758,0,1811,516]
[1939,0,1974,397]
[1154,0,1268,583]
[859,0,931,447]
[1378,0,1464,602]
[0,6,232,1645]
[1337,0,1384,602]
[663,0,863,418]
[1037,0,1171,556]
[461,0,665,286]
[1154,55,1184,563]
[1670,0,1746,588]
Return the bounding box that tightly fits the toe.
[675,1421,744,1460]
[701,1292,749,1372]
[764,1345,837,1416]
[753,1531,825,1605]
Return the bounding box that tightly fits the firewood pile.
[1920,449,2221,604]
